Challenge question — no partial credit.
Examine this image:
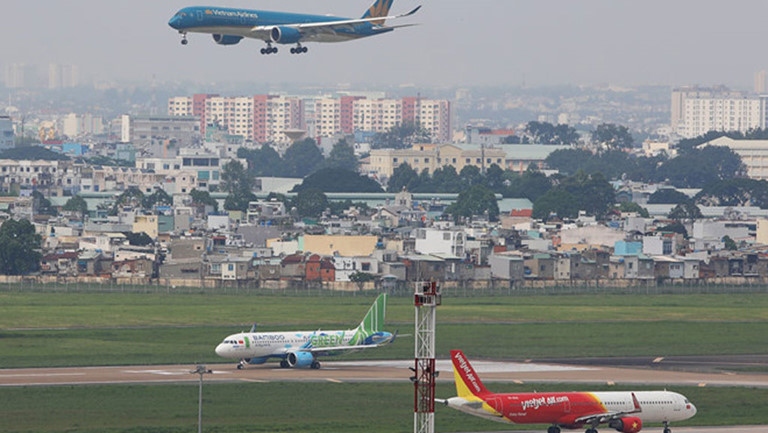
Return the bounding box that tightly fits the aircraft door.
[197,10,203,21]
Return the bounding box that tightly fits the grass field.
[1,291,767,432]
[0,382,764,433]
[1,292,768,367]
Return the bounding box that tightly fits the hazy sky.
[4,0,768,89]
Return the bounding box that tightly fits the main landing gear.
[547,426,561,433]
[260,43,278,55]
[290,44,308,54]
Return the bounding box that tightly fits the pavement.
[1,359,766,433]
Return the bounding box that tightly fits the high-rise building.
[0,116,14,150]
[672,86,765,138]
[48,64,79,89]
[756,70,767,94]
[168,93,452,145]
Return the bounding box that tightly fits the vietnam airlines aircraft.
[215,293,394,369]
[438,350,696,433]
[168,0,421,54]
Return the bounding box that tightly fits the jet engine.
[270,26,302,44]
[286,351,314,368]
[212,34,243,45]
[609,416,643,433]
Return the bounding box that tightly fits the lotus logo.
[366,0,393,25]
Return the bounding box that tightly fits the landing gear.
[179,32,188,45]
[237,359,247,370]
[260,43,278,55]
[310,360,321,369]
[585,428,598,433]
[663,421,671,433]
[279,360,289,368]
[547,426,561,433]
[290,44,308,54]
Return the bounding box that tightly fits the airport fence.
[0,274,767,297]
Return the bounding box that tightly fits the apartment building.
[0,116,13,150]
[672,86,768,138]
[169,94,452,144]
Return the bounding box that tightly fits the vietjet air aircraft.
[168,0,421,54]
[438,350,697,433]
[215,293,394,369]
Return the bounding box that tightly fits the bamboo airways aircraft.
[214,293,394,369]
[168,0,421,54]
[438,350,697,433]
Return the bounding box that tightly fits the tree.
[292,168,383,193]
[386,163,420,193]
[722,235,738,251]
[445,184,499,223]
[657,146,745,188]
[63,195,88,221]
[32,190,57,216]
[283,138,324,177]
[0,219,42,275]
[221,160,257,212]
[142,188,173,209]
[324,139,359,172]
[349,271,376,291]
[189,189,219,213]
[648,189,691,205]
[532,188,579,220]
[592,123,634,150]
[238,145,285,177]
[616,201,650,218]
[668,202,703,220]
[372,122,432,149]
[293,188,328,219]
[694,178,768,208]
[123,231,154,246]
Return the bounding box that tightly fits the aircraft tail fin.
[361,0,395,25]
[450,350,491,398]
[349,293,387,344]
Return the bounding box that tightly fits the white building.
[413,227,466,258]
[672,86,766,138]
[699,136,768,180]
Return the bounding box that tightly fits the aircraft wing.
[302,340,394,354]
[248,5,421,39]
[573,393,642,425]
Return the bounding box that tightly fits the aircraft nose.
[215,344,227,357]
[168,15,181,29]
[688,402,697,416]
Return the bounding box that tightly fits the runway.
[2,358,768,388]
[1,360,765,433]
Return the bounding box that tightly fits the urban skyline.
[4,1,768,89]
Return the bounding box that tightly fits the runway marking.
[0,372,84,378]
[653,357,665,363]
[122,369,227,376]
[326,378,343,383]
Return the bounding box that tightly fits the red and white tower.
[413,281,441,433]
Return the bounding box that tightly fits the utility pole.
[412,281,441,433]
[190,365,212,433]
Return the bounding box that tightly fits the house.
[489,252,525,281]
[524,254,555,280]
[401,254,446,282]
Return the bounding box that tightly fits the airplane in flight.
[214,293,394,369]
[168,0,421,55]
[437,350,697,433]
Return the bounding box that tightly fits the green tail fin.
[350,293,387,345]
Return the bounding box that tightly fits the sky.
[4,0,768,89]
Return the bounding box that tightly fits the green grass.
[1,292,768,367]
[0,382,761,433]
[1,291,767,432]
